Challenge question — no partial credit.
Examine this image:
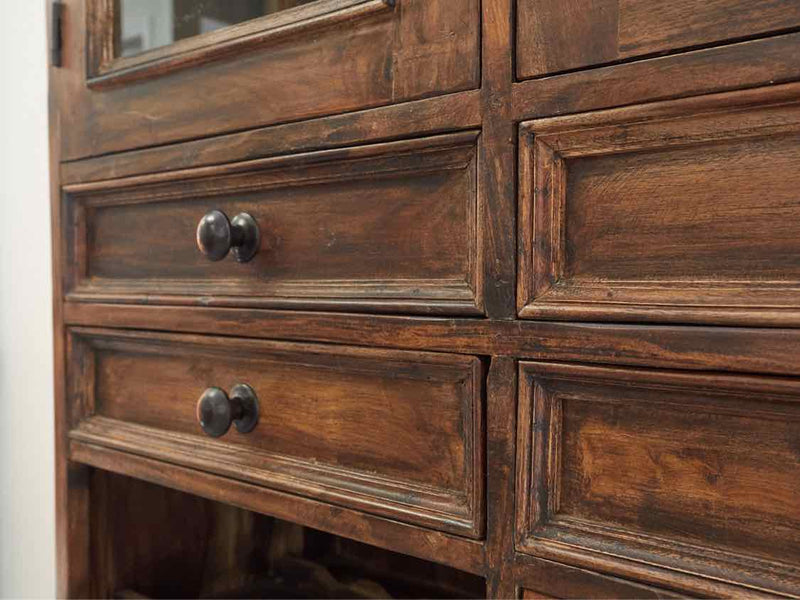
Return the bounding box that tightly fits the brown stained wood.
[517,362,800,597]
[87,1,390,87]
[65,133,481,315]
[63,132,484,316]
[512,33,800,121]
[516,0,800,79]
[519,83,800,326]
[69,441,487,577]
[67,328,485,538]
[513,556,682,600]
[484,358,517,598]
[91,471,485,598]
[50,0,800,596]
[60,90,481,185]
[62,302,800,378]
[56,0,480,160]
[479,0,516,318]
[49,2,92,596]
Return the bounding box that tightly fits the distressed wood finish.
[67,328,484,538]
[50,0,800,597]
[55,0,480,160]
[60,90,482,185]
[519,84,800,326]
[64,132,483,315]
[517,362,800,597]
[514,556,682,600]
[516,0,800,79]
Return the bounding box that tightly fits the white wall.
[0,0,57,597]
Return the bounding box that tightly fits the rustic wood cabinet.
[49,0,800,597]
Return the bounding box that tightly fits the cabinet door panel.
[55,0,480,160]
[68,328,485,538]
[519,86,800,326]
[64,132,483,316]
[517,361,800,597]
[517,0,800,79]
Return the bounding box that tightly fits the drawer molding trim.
[518,86,800,326]
[516,361,800,597]
[67,328,485,539]
[62,132,484,316]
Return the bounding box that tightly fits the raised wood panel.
[519,86,800,326]
[514,555,682,599]
[68,328,485,539]
[516,0,800,79]
[64,132,483,315]
[55,0,480,160]
[516,362,800,597]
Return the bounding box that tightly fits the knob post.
[196,210,260,263]
[197,384,259,437]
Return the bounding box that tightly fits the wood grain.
[513,555,682,599]
[63,302,800,378]
[519,83,800,326]
[69,442,487,577]
[67,328,485,538]
[513,33,800,121]
[517,361,800,597]
[60,90,481,185]
[87,0,389,87]
[55,0,480,160]
[63,132,484,315]
[517,0,800,79]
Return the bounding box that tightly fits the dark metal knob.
[196,209,260,262]
[196,384,259,438]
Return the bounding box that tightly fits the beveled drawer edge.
[517,83,800,328]
[70,416,482,539]
[515,361,800,598]
[67,326,486,540]
[68,440,488,576]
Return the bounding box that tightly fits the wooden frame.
[62,131,484,316]
[518,84,800,327]
[516,362,800,597]
[85,0,393,88]
[50,0,800,596]
[67,328,486,539]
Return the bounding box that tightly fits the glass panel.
[115,0,319,58]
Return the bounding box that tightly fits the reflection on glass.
[115,0,320,57]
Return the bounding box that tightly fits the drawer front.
[67,328,484,538]
[518,87,800,326]
[516,362,800,596]
[64,132,483,315]
[516,0,800,79]
[58,0,479,160]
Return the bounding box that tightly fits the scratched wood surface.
[49,0,800,597]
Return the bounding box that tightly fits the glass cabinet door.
[115,0,319,57]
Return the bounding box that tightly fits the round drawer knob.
[196,209,260,262]
[196,384,259,438]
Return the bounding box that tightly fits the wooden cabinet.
[49,0,800,597]
[518,86,800,326]
[517,362,800,597]
[64,132,483,314]
[68,328,484,537]
[58,0,480,160]
[516,0,800,79]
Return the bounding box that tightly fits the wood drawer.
[519,86,800,326]
[63,132,483,315]
[56,0,479,160]
[67,328,485,538]
[516,0,800,80]
[516,362,800,597]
